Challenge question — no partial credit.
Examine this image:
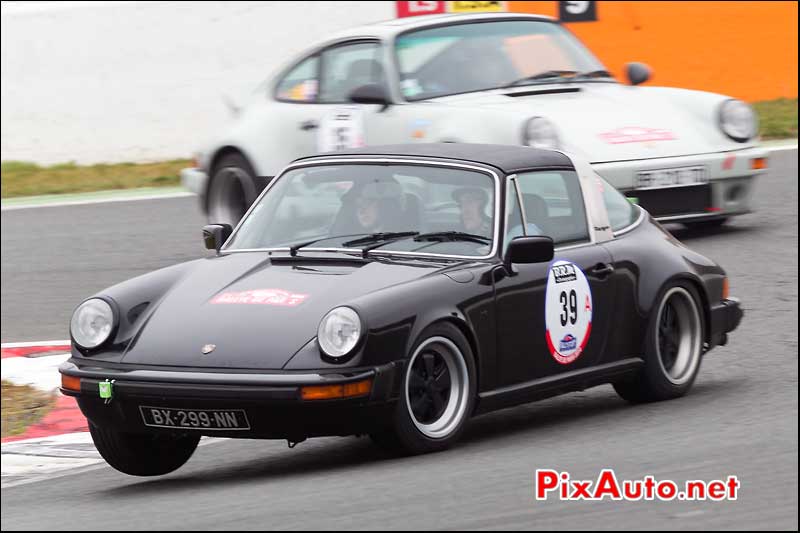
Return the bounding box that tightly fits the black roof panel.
[293,144,574,174]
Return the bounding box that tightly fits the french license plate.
[636,166,708,189]
[140,406,250,430]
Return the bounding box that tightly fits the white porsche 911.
[181,12,767,228]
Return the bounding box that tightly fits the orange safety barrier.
[506,1,797,102]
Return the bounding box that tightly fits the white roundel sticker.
[545,260,593,364]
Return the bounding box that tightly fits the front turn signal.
[61,374,81,392]
[722,277,730,300]
[301,378,373,401]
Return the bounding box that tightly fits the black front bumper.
[59,360,402,440]
[709,297,743,347]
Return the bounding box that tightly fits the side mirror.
[505,236,554,269]
[348,84,391,111]
[625,62,651,86]
[203,224,233,253]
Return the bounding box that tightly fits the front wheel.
[370,323,476,455]
[614,283,705,403]
[89,423,200,476]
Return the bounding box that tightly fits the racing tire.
[206,152,260,228]
[370,322,476,455]
[613,282,705,404]
[89,423,200,476]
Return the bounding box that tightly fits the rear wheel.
[614,283,705,403]
[89,423,200,476]
[370,323,476,455]
[206,152,260,228]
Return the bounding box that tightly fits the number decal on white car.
[318,107,365,153]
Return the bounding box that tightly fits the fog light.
[61,374,81,392]
[301,378,373,401]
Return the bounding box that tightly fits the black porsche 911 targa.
[60,144,742,476]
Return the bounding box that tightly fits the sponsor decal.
[408,118,432,139]
[449,1,505,13]
[599,127,676,144]
[545,261,593,364]
[396,1,446,18]
[210,289,308,307]
[396,1,505,17]
[552,263,577,284]
[559,334,577,352]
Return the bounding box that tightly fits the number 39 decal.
[545,260,593,364]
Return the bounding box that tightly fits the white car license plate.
[636,166,708,189]
[140,406,250,430]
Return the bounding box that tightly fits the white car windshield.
[225,164,497,258]
[395,20,608,101]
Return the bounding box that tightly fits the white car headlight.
[70,298,114,349]
[317,306,362,358]
[719,99,757,142]
[523,117,560,150]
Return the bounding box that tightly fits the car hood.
[435,83,739,161]
[120,253,447,370]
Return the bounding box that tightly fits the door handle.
[591,262,615,278]
[299,120,319,131]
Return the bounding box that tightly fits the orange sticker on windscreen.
[211,289,308,307]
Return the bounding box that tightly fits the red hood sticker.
[599,127,677,144]
[211,289,308,307]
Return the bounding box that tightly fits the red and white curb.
[0,341,100,487]
[1,341,86,442]
[1,341,223,487]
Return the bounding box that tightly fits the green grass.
[1,159,191,198]
[1,380,55,438]
[753,98,798,140]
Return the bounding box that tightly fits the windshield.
[395,20,607,101]
[225,164,497,258]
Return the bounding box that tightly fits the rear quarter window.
[597,175,640,231]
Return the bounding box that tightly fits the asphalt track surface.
[1,151,797,530]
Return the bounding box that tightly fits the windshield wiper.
[288,233,367,256]
[341,232,420,248]
[574,69,614,80]
[502,70,578,88]
[413,231,491,245]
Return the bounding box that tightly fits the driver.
[336,178,406,234]
[453,187,492,237]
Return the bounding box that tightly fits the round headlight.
[317,306,362,358]
[523,117,560,150]
[719,99,757,142]
[70,298,114,349]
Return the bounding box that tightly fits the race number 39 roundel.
[545,260,593,364]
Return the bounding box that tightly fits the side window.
[516,170,589,245]
[320,42,384,103]
[597,175,639,231]
[276,56,319,102]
